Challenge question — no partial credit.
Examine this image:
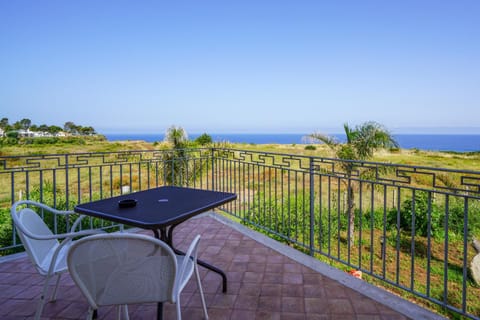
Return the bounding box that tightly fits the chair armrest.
[70,214,88,232]
[12,200,104,241]
[14,200,74,216]
[177,235,201,282]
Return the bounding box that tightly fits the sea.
[104,133,480,153]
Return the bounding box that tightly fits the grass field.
[2,137,480,170]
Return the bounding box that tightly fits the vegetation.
[195,133,213,146]
[0,117,98,146]
[310,121,399,245]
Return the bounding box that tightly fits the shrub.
[0,137,18,145]
[195,133,213,146]
[387,191,442,237]
[305,145,316,150]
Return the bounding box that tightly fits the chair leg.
[35,275,52,320]
[50,273,62,301]
[194,264,209,320]
[116,305,129,320]
[122,305,130,320]
[87,307,95,320]
[176,296,182,320]
[116,305,121,320]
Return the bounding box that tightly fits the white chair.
[67,233,208,320]
[10,200,103,320]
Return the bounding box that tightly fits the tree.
[38,124,49,132]
[12,121,22,130]
[19,118,32,130]
[80,126,96,135]
[195,133,213,146]
[64,121,77,134]
[164,125,188,148]
[310,121,398,245]
[0,118,9,129]
[162,126,190,186]
[47,125,63,135]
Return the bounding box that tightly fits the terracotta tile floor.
[0,214,417,319]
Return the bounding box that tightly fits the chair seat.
[37,242,72,276]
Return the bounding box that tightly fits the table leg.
[157,302,163,320]
[197,257,228,293]
[153,228,167,320]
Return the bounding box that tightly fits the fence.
[1,148,480,319]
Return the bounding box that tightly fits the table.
[74,186,237,319]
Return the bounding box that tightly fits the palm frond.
[309,133,338,149]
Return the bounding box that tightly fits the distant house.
[18,129,34,137]
[17,130,56,138]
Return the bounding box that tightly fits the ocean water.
[104,133,480,152]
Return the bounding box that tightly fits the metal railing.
[1,148,479,319]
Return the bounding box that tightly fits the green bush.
[0,207,16,255]
[387,191,442,237]
[195,133,213,146]
[5,131,19,139]
[385,191,480,240]
[305,145,316,150]
[0,137,19,145]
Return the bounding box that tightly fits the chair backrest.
[11,205,59,272]
[67,233,177,309]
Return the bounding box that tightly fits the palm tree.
[164,126,188,148]
[310,121,398,245]
[163,126,189,186]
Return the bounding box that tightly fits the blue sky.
[1,1,479,134]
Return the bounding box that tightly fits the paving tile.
[304,297,330,314]
[210,293,237,309]
[280,313,306,320]
[351,297,381,314]
[261,283,283,297]
[258,296,282,312]
[243,271,264,283]
[239,282,262,296]
[281,284,304,297]
[230,309,256,320]
[282,297,305,313]
[263,272,283,284]
[234,294,258,310]
[256,310,282,320]
[282,273,303,285]
[266,263,284,274]
[303,284,325,298]
[327,298,354,315]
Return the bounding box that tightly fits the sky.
[1,1,479,134]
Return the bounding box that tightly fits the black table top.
[74,186,237,229]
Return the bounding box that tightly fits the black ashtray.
[118,199,137,208]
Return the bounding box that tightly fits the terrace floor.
[0,213,442,320]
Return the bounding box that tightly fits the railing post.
[309,157,315,256]
[211,148,215,191]
[65,154,69,210]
